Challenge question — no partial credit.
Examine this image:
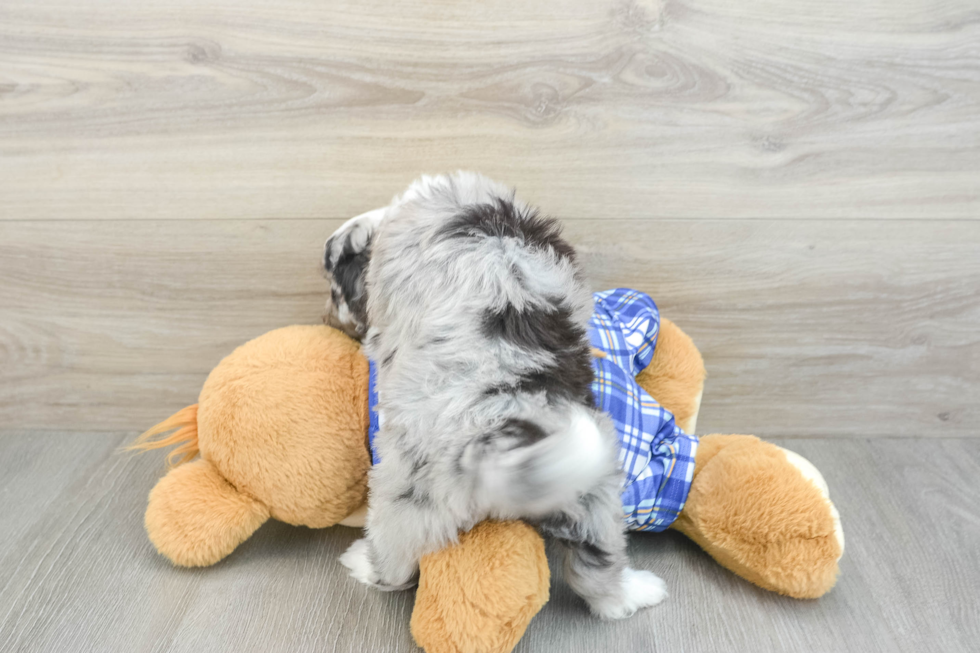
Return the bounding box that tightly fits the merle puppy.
[322,172,666,618]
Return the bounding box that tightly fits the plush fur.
[135,325,371,566]
[670,434,842,599]
[196,325,371,528]
[132,298,842,652]
[411,520,549,653]
[145,458,270,567]
[325,172,666,618]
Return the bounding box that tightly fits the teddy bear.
[131,290,843,653]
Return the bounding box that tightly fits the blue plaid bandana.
[367,288,698,532]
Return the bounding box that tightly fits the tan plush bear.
[131,315,842,653]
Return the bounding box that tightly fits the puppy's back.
[367,173,616,516]
[366,173,593,404]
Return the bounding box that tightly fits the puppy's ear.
[322,236,336,275]
[322,208,387,341]
[322,231,372,341]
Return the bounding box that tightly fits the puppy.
[322,173,666,618]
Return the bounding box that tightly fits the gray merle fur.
[331,173,668,619]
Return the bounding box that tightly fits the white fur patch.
[336,302,352,324]
[339,538,378,585]
[488,407,612,516]
[324,207,387,274]
[780,447,845,556]
[561,408,610,492]
[590,568,668,620]
[685,387,703,434]
[338,503,367,528]
[337,208,387,245]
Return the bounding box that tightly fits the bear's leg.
[145,458,270,567]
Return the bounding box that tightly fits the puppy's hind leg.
[539,476,667,619]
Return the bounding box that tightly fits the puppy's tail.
[468,407,614,516]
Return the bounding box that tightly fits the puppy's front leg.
[339,497,441,591]
[339,537,417,592]
[340,456,453,591]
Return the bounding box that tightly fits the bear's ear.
[145,458,270,567]
[634,318,705,435]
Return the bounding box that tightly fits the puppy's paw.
[623,568,668,610]
[323,207,386,274]
[590,568,668,620]
[339,539,380,586]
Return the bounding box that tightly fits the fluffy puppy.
[322,173,666,618]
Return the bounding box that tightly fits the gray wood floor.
[1,432,977,653]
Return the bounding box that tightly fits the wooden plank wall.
[1,0,978,437]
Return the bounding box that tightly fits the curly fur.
[324,172,667,618]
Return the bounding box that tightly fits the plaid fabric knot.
[589,289,698,532]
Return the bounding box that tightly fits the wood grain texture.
[2,1,977,649]
[2,218,977,436]
[1,0,979,220]
[0,433,977,652]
